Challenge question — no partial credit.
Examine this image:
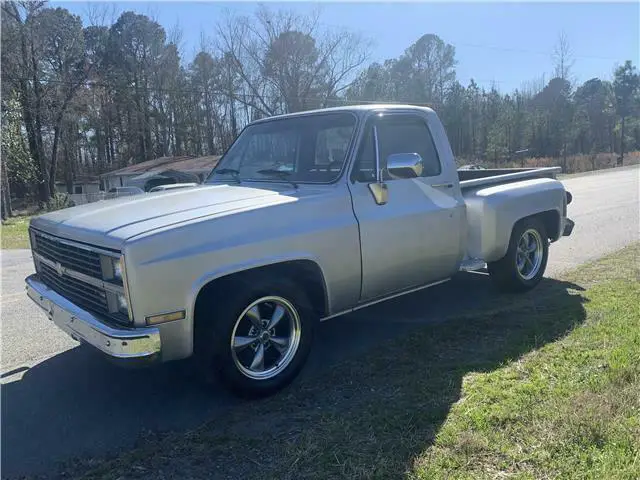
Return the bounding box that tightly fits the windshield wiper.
[212,168,241,183]
[256,169,299,189]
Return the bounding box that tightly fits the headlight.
[101,255,123,283]
[102,254,133,321]
[112,257,123,281]
[116,292,129,316]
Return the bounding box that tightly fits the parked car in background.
[149,183,198,193]
[106,186,144,199]
[26,105,574,398]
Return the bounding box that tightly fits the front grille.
[33,231,103,279]
[31,230,130,324]
[40,262,109,314]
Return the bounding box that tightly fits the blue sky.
[54,1,639,93]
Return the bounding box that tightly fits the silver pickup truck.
[26,105,574,397]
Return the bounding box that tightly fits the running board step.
[459,258,486,272]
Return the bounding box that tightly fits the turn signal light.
[146,310,186,325]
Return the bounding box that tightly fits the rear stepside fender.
[464,178,566,263]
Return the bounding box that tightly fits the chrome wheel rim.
[230,296,302,380]
[516,228,544,280]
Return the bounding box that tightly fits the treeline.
[346,35,640,170]
[1,2,639,207]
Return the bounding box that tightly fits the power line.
[451,41,619,62]
[305,16,622,61]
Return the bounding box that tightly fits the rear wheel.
[195,277,315,398]
[488,218,549,293]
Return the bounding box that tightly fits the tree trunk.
[19,84,49,202]
[204,85,215,155]
[618,115,625,167]
[64,141,73,194]
[96,125,105,174]
[63,121,76,194]
[108,125,116,168]
[172,105,183,155]
[133,74,146,162]
[49,123,62,197]
[66,163,74,194]
[609,120,615,153]
[48,90,80,195]
[194,109,203,156]
[230,99,238,139]
[1,159,13,220]
[16,24,50,202]
[143,77,153,160]
[31,47,49,202]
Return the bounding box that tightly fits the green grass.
[1,216,31,249]
[65,244,639,480]
[411,256,640,479]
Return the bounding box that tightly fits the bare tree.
[2,1,50,201]
[4,2,640,208]
[215,6,370,115]
[215,10,276,117]
[167,19,184,51]
[552,32,575,83]
[85,2,118,27]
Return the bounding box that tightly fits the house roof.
[55,175,100,184]
[101,155,221,178]
[130,169,201,182]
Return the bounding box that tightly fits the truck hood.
[30,184,299,250]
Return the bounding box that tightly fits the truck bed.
[458,167,561,190]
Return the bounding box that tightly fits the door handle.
[430,183,453,189]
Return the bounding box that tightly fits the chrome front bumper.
[26,274,161,360]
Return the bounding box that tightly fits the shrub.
[46,193,75,212]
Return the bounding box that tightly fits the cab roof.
[251,104,436,125]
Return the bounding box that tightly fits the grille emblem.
[55,262,64,276]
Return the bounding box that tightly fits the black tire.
[487,217,549,293]
[194,276,316,398]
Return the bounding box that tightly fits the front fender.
[121,185,361,361]
[186,252,329,327]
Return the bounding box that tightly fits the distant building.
[100,155,221,192]
[54,175,101,195]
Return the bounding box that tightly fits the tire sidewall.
[200,277,316,397]
[507,218,549,289]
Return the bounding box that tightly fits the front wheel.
[195,278,315,398]
[488,218,549,293]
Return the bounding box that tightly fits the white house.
[54,176,101,195]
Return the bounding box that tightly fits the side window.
[376,116,441,179]
[351,126,376,183]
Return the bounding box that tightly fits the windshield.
[206,112,356,184]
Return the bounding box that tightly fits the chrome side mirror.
[387,153,424,179]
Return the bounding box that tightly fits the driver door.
[348,112,465,302]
